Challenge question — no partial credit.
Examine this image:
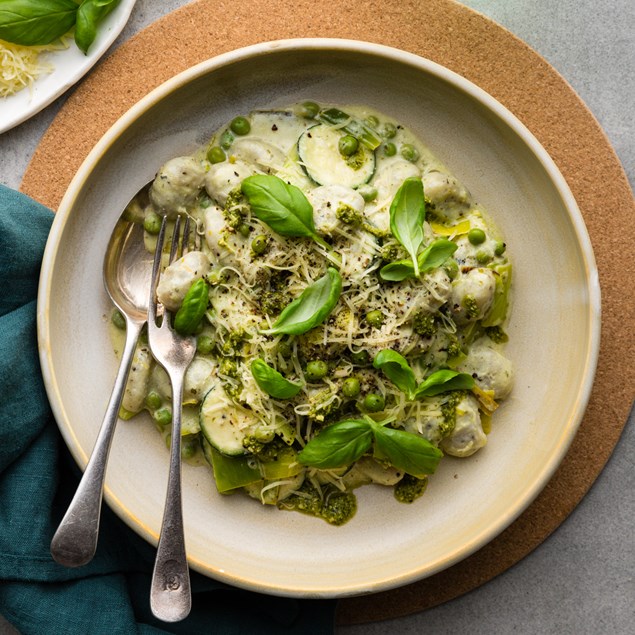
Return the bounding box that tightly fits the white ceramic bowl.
[38,39,600,598]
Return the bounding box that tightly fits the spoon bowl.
[50,185,152,567]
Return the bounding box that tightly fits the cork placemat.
[21,0,635,625]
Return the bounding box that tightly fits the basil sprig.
[389,177,426,277]
[262,268,342,336]
[251,359,302,399]
[298,417,443,478]
[241,174,330,251]
[380,238,458,282]
[373,349,475,399]
[0,0,120,53]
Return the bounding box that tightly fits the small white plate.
[0,0,136,134]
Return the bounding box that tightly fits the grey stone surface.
[1,1,633,634]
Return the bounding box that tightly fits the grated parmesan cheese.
[0,38,67,98]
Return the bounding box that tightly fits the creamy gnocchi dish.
[113,102,513,525]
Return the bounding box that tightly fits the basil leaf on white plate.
[0,0,78,46]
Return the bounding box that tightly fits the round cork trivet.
[22,0,634,625]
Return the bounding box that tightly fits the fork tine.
[182,217,191,256]
[168,215,181,265]
[149,215,169,325]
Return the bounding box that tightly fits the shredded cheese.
[0,38,67,98]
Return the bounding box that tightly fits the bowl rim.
[37,37,601,597]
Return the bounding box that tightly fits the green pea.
[230,116,250,136]
[400,143,419,162]
[468,228,487,245]
[444,259,459,279]
[207,146,226,164]
[196,334,214,355]
[198,193,212,208]
[338,134,359,157]
[383,142,397,157]
[364,115,379,129]
[365,310,384,328]
[494,240,507,256]
[111,309,126,330]
[299,101,320,119]
[357,184,377,202]
[342,377,361,398]
[145,391,162,410]
[476,250,491,264]
[277,340,292,359]
[154,407,172,427]
[220,130,234,149]
[363,393,385,412]
[350,350,370,366]
[238,222,251,237]
[380,122,397,139]
[181,435,198,460]
[207,269,228,286]
[143,210,162,235]
[305,360,328,382]
[251,234,268,255]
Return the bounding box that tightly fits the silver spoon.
[50,185,152,567]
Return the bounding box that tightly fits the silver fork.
[147,215,197,622]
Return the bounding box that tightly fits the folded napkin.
[0,185,336,635]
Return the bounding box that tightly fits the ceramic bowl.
[38,39,600,597]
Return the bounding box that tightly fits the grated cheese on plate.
[0,38,67,98]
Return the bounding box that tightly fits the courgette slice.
[202,439,262,492]
[297,124,376,188]
[199,383,261,456]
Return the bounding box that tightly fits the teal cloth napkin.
[0,185,337,635]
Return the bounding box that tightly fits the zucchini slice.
[297,124,376,188]
[199,383,260,456]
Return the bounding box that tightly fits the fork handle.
[150,371,191,622]
[50,319,144,567]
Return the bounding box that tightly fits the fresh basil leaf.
[173,278,208,335]
[414,369,475,398]
[373,349,417,399]
[75,0,120,54]
[0,0,78,46]
[389,177,425,277]
[378,259,415,282]
[241,174,328,246]
[418,238,458,271]
[371,424,443,477]
[297,419,373,469]
[318,108,382,150]
[250,358,302,400]
[262,267,342,336]
[380,238,456,282]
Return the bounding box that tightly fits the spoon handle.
[150,370,191,622]
[50,319,144,567]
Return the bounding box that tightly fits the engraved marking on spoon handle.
[50,319,144,567]
[150,371,191,622]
